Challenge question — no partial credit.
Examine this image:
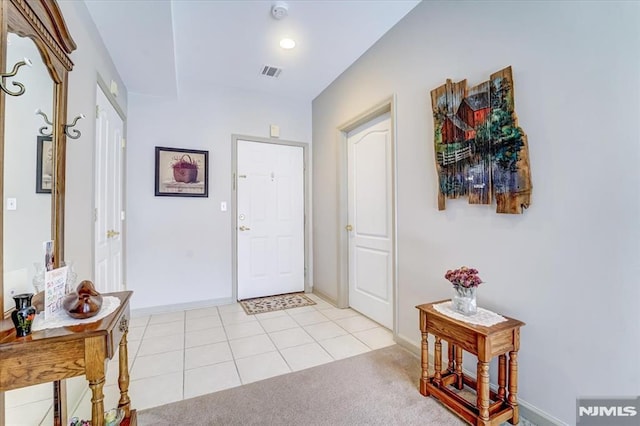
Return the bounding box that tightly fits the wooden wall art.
[430,66,531,214]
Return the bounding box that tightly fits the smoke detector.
[271,2,289,20]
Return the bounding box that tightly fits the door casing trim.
[93,81,127,289]
[94,78,127,286]
[231,134,310,302]
[336,95,398,335]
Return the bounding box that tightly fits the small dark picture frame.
[155,146,209,197]
[36,135,53,194]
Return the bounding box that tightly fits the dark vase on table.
[11,293,36,337]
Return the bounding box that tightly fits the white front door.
[347,112,394,328]
[237,140,304,300]
[94,86,124,293]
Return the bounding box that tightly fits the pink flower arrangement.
[445,266,483,288]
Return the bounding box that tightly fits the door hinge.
[121,210,126,221]
[233,173,236,191]
[94,208,98,222]
[95,105,100,119]
[121,138,126,149]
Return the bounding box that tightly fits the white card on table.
[44,266,68,320]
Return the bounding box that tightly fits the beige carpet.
[138,345,465,425]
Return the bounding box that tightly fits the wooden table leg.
[447,343,455,373]
[477,360,490,424]
[0,390,5,426]
[118,328,132,417]
[85,336,106,426]
[434,337,442,386]
[508,350,520,424]
[498,354,507,400]
[88,378,106,426]
[420,331,430,396]
[455,347,463,390]
[53,380,67,426]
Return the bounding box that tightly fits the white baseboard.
[392,336,567,426]
[131,297,236,318]
[311,288,337,306]
[516,399,568,426]
[394,333,421,358]
[132,289,324,318]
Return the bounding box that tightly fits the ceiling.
[83,0,421,102]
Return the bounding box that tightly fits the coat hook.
[35,108,53,137]
[0,57,32,96]
[64,114,86,140]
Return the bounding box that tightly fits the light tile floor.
[4,293,394,425]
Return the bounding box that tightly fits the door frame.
[336,96,398,333]
[93,77,127,287]
[231,134,310,302]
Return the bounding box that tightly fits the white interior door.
[94,86,124,293]
[237,140,304,300]
[347,112,394,328]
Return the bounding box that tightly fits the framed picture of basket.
[155,146,209,197]
[36,135,53,194]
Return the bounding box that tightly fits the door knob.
[239,225,251,231]
[106,229,120,238]
[345,224,353,231]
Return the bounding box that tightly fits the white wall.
[1,2,127,302]
[126,87,311,311]
[60,0,129,416]
[5,1,130,422]
[3,0,126,311]
[312,1,640,424]
[58,0,128,284]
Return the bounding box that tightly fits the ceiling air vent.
[261,65,282,78]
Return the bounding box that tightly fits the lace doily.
[433,301,507,327]
[32,296,121,331]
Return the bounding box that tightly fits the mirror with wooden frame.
[1,1,75,423]
[3,24,57,316]
[0,0,76,424]
[1,0,76,316]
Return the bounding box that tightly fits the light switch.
[221,201,227,212]
[270,124,280,138]
[7,198,17,210]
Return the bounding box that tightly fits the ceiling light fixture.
[279,38,296,49]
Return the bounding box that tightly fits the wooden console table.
[0,291,136,426]
[416,300,524,425]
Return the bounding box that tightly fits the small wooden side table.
[1,291,136,426]
[416,300,524,426]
